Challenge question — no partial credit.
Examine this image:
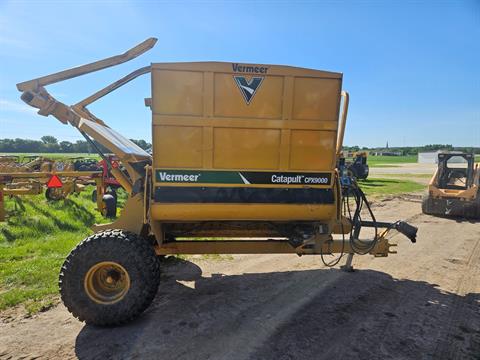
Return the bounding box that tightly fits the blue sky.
[0,0,479,147]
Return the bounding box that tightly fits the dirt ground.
[1,196,480,360]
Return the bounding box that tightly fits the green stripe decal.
[155,170,332,186]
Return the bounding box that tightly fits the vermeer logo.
[233,76,264,105]
[231,63,269,74]
[157,172,200,182]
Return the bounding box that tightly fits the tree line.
[0,136,151,154]
[343,144,480,155]
[0,137,477,156]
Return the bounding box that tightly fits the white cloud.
[0,99,36,114]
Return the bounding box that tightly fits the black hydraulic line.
[320,219,345,267]
[321,173,345,267]
[79,131,113,172]
[360,220,395,229]
[347,181,379,255]
[308,174,405,265]
[334,177,417,261]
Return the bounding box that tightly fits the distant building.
[418,150,466,164]
[370,142,403,156]
[418,151,440,164]
[371,150,402,156]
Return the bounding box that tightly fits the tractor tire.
[59,230,161,326]
[102,194,117,218]
[45,187,65,201]
[94,189,117,203]
[421,194,432,215]
[106,188,118,201]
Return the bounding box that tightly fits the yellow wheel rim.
[84,261,130,304]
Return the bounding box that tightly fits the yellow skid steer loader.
[422,152,480,218]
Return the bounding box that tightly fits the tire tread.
[59,229,160,326]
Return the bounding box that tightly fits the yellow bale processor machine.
[17,38,417,325]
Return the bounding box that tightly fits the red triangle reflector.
[47,175,63,188]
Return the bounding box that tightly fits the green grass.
[358,177,425,196]
[374,173,433,179]
[0,187,124,314]
[368,155,417,167]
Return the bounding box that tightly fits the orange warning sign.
[46,175,63,188]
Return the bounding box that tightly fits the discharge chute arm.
[16,38,156,127]
[15,38,156,161]
[15,38,157,190]
[73,66,152,118]
[16,38,157,92]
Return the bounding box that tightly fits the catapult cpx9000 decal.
[156,170,332,186]
[232,63,268,105]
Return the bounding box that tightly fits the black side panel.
[154,187,335,204]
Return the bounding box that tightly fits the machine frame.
[16,38,412,257]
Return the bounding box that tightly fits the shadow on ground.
[75,259,480,360]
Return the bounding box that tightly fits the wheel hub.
[84,261,130,304]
